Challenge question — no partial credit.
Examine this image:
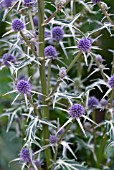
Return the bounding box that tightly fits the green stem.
[38,0,52,169]
[47,60,52,94]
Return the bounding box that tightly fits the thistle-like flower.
[91,0,101,4]
[100,98,108,107]
[3,0,14,8]
[2,53,16,66]
[52,26,64,41]
[16,80,30,94]
[49,135,58,144]
[33,16,38,27]
[77,37,92,52]
[12,19,24,32]
[108,75,114,88]
[23,0,34,7]
[68,104,84,119]
[59,67,67,79]
[88,96,99,109]
[96,54,103,63]
[57,127,65,135]
[20,148,31,163]
[44,45,57,59]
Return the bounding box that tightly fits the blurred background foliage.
[0,0,114,170]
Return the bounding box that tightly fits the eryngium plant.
[0,0,114,170]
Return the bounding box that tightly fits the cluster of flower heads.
[44,45,57,59]
[2,53,16,66]
[12,19,24,32]
[77,37,92,52]
[68,104,84,119]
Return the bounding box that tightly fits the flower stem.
[28,9,35,33]
[47,60,52,94]
[38,0,52,169]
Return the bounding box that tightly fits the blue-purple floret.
[108,75,114,88]
[2,53,16,66]
[20,148,31,163]
[33,16,38,26]
[52,26,64,41]
[96,54,103,63]
[91,0,101,4]
[3,0,14,8]
[23,0,34,6]
[100,99,108,107]
[88,96,99,109]
[68,104,84,119]
[78,37,92,52]
[16,80,30,94]
[35,160,41,167]
[57,127,65,135]
[59,67,67,78]
[12,19,24,31]
[44,45,57,59]
[50,135,58,144]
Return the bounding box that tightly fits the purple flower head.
[77,37,92,52]
[23,0,34,7]
[59,67,67,78]
[91,0,101,4]
[16,80,30,94]
[44,31,50,38]
[33,16,38,26]
[57,127,65,135]
[12,19,24,32]
[20,148,31,163]
[88,96,99,109]
[108,75,114,89]
[68,104,84,119]
[2,53,16,66]
[100,98,108,107]
[49,135,58,144]
[44,45,57,59]
[3,0,14,8]
[52,26,64,41]
[96,54,103,63]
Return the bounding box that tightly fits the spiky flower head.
[57,127,65,135]
[44,45,57,59]
[52,26,64,41]
[88,96,99,109]
[77,37,92,52]
[108,75,114,88]
[100,98,108,107]
[33,16,38,26]
[2,53,16,66]
[96,54,103,63]
[91,0,101,4]
[35,160,41,168]
[3,0,14,8]
[49,135,58,144]
[68,104,84,119]
[12,19,24,32]
[23,0,34,6]
[16,80,30,94]
[20,148,31,163]
[59,67,67,78]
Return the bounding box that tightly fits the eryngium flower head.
[20,148,31,163]
[3,0,14,8]
[68,104,84,119]
[35,160,41,168]
[91,0,101,4]
[12,19,24,31]
[23,0,34,6]
[49,135,58,144]
[59,67,67,78]
[16,80,30,94]
[88,96,99,109]
[52,26,64,41]
[100,99,108,107]
[2,53,16,66]
[44,45,57,59]
[57,127,65,135]
[77,37,92,52]
[108,75,114,88]
[33,16,38,26]
[96,54,103,63]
